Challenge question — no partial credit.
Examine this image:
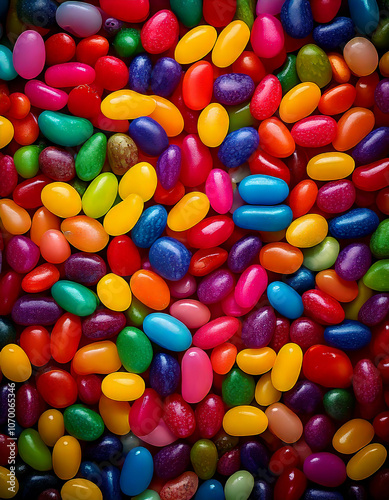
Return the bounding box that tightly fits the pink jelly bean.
[222,291,254,317]
[181,347,213,404]
[291,116,338,148]
[353,359,383,405]
[250,74,282,120]
[128,388,163,437]
[170,274,197,299]
[205,169,233,214]
[193,316,241,349]
[140,418,178,447]
[45,62,95,88]
[256,0,286,15]
[13,30,45,80]
[235,264,268,309]
[24,80,68,111]
[251,14,285,59]
[169,299,211,329]
[316,180,356,214]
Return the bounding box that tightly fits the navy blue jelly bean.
[131,205,167,248]
[313,17,355,50]
[79,461,102,484]
[283,266,315,294]
[101,465,121,500]
[233,205,293,232]
[250,479,273,500]
[128,54,152,94]
[280,0,314,39]
[17,0,58,29]
[240,440,269,475]
[324,320,372,350]
[85,435,123,462]
[213,73,255,106]
[329,208,380,239]
[151,57,182,97]
[352,127,389,164]
[149,236,191,281]
[129,116,169,156]
[149,352,180,397]
[218,127,259,168]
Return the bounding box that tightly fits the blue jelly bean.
[151,57,182,97]
[149,236,191,281]
[281,0,314,39]
[324,320,372,350]
[348,0,379,35]
[129,117,169,156]
[304,489,344,500]
[239,175,289,205]
[79,461,101,484]
[101,465,121,500]
[195,479,225,500]
[85,435,122,462]
[283,266,315,294]
[0,45,17,81]
[213,73,255,105]
[128,54,152,94]
[233,205,293,232]
[218,127,259,168]
[352,127,389,164]
[143,313,192,351]
[120,446,153,496]
[329,208,380,239]
[156,144,182,190]
[149,352,180,397]
[267,281,304,319]
[250,480,272,500]
[21,473,61,500]
[240,440,269,476]
[131,205,167,248]
[17,0,58,29]
[313,17,355,50]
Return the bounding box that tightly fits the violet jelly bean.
[213,73,255,106]
[335,243,372,281]
[228,235,262,273]
[156,145,181,190]
[284,380,322,414]
[82,308,126,340]
[240,440,269,476]
[304,414,334,451]
[12,296,63,325]
[358,293,389,326]
[197,269,234,304]
[64,252,107,286]
[151,57,182,97]
[241,306,276,348]
[352,127,389,165]
[375,78,389,114]
[154,443,191,480]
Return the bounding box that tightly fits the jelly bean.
[181,347,213,404]
[283,267,316,295]
[227,235,261,274]
[13,145,41,178]
[187,216,233,249]
[241,306,275,347]
[180,134,213,187]
[349,0,380,34]
[148,96,184,138]
[236,348,276,376]
[155,444,190,481]
[100,0,149,22]
[175,25,217,65]
[37,369,77,408]
[212,20,250,67]
[0,344,31,382]
[159,472,198,500]
[347,443,387,481]
[61,479,102,500]
[45,32,76,66]
[314,18,355,52]
[239,175,289,205]
[190,439,217,481]
[282,380,322,415]
[307,152,355,181]
[193,317,238,349]
[140,10,178,54]
[269,342,302,392]
[56,2,101,38]
[12,296,62,326]
[286,214,328,248]
[303,345,353,387]
[0,116,14,149]
[120,447,153,496]
[169,300,210,330]
[250,14,284,59]
[39,230,70,265]
[115,326,152,374]
[223,406,268,436]
[114,28,141,59]
[333,107,375,151]
[98,394,130,436]
[353,358,382,404]
[163,393,196,438]
[182,61,213,111]
[107,133,138,177]
[296,44,332,88]
[316,180,355,215]
[119,163,156,203]
[130,269,170,310]
[129,117,169,157]
[13,30,45,79]
[81,173,117,219]
[128,54,152,94]
[332,418,374,455]
[234,205,293,232]
[143,313,192,351]
[18,429,52,472]
[168,192,210,231]
[223,366,255,407]
[94,56,129,92]
[0,156,18,198]
[149,237,191,281]
[38,409,65,447]
[52,435,81,480]
[224,470,254,500]
[353,128,389,166]
[375,78,389,114]
[103,194,143,236]
[19,324,51,366]
[323,388,354,422]
[197,268,234,304]
[38,111,93,147]
[358,293,389,326]
[276,54,300,95]
[101,372,145,402]
[129,389,162,437]
[0,45,17,81]
[324,320,371,350]
[204,170,233,216]
[0,271,22,317]
[198,104,229,148]
[353,160,389,195]
[280,0,313,39]
[50,312,81,364]
[7,91,31,120]
[97,273,132,312]
[149,352,180,398]
[335,242,371,281]
[234,264,267,309]
[291,115,337,148]
[266,403,303,443]
[214,74,255,107]
[304,414,334,451]
[260,243,303,274]
[151,58,182,98]
[6,235,39,273]
[259,118,295,158]
[303,288,345,324]
[44,62,95,89]
[330,208,380,239]
[303,453,346,487]
[101,90,156,121]
[318,84,356,116]
[250,75,281,122]
[371,220,389,260]
[51,280,98,317]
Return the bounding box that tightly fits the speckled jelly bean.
[280,0,313,39]
[316,180,356,214]
[353,359,382,404]
[197,269,234,304]
[241,307,276,348]
[228,235,262,273]
[329,208,380,239]
[150,353,180,398]
[335,243,372,281]
[358,294,389,326]
[313,17,354,50]
[218,127,259,169]
[324,320,372,350]
[213,74,255,106]
[296,44,332,88]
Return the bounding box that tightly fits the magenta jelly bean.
[170,274,197,299]
[187,216,234,249]
[205,169,233,214]
[193,316,240,349]
[217,449,241,476]
[24,80,69,111]
[45,62,95,88]
[195,394,224,439]
[353,359,382,405]
[251,14,285,58]
[82,308,126,340]
[228,235,262,273]
[222,291,253,317]
[291,116,338,147]
[180,134,213,187]
[250,75,282,120]
[169,299,211,329]
[303,452,347,487]
[197,269,234,304]
[358,294,389,326]
[15,383,43,428]
[6,235,40,274]
[39,146,75,182]
[316,180,356,214]
[140,10,179,54]
[13,30,45,80]
[129,389,163,437]
[0,156,18,197]
[156,145,182,190]
[182,347,213,404]
[290,317,324,351]
[335,243,372,281]
[235,264,268,309]
[304,414,334,451]
[154,443,191,480]
[242,306,276,348]
[163,394,196,438]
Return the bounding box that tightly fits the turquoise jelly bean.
[349,0,379,35]
[195,479,225,500]
[233,205,293,231]
[51,280,98,316]
[143,313,192,351]
[267,281,304,319]
[120,446,154,496]
[238,175,289,205]
[0,45,17,80]
[38,111,94,147]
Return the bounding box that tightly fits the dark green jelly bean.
[64,404,104,441]
[125,297,151,327]
[323,389,354,421]
[170,0,202,27]
[113,28,142,58]
[372,18,389,48]
[18,429,52,471]
[13,145,41,178]
[75,133,107,182]
[370,219,389,258]
[116,326,153,373]
[222,367,255,407]
[277,54,300,95]
[228,103,256,133]
[235,0,255,28]
[0,317,16,349]
[70,177,88,197]
[190,439,218,480]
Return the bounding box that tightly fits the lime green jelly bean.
[303,237,340,272]
[228,103,256,133]
[125,297,151,327]
[13,145,41,178]
[296,44,332,88]
[363,260,389,291]
[82,173,118,219]
[51,281,98,316]
[18,429,52,471]
[75,133,107,182]
[370,219,389,258]
[64,405,104,441]
[190,439,218,480]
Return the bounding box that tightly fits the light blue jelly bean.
[218,127,259,169]
[120,446,153,497]
[195,479,225,500]
[281,0,314,39]
[329,208,380,239]
[129,54,152,94]
[129,117,169,157]
[149,236,191,281]
[38,111,93,147]
[238,175,289,205]
[131,205,167,248]
[267,281,304,319]
[349,0,379,35]
[233,205,293,232]
[143,313,192,352]
[282,266,315,295]
[324,320,372,350]
[0,45,17,80]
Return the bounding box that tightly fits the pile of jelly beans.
[1,0,389,499]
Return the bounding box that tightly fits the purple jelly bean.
[304,414,334,451]
[284,380,322,414]
[150,57,182,97]
[156,145,182,190]
[335,243,372,281]
[6,235,40,274]
[154,443,191,480]
[240,440,269,476]
[353,359,382,405]
[217,448,241,476]
[12,296,63,325]
[104,18,123,36]
[375,78,389,114]
[197,269,234,304]
[241,306,276,348]
[228,235,262,273]
[39,146,75,181]
[316,180,356,214]
[213,73,255,105]
[16,383,43,428]
[64,252,107,286]
[303,452,347,488]
[358,293,389,326]
[82,308,126,340]
[352,127,389,165]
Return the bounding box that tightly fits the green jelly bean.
[133,490,161,500]
[13,145,41,178]
[51,280,98,316]
[190,439,218,480]
[82,173,118,219]
[296,44,332,88]
[225,470,254,500]
[71,177,88,197]
[214,431,239,455]
[370,219,389,258]
[64,404,104,441]
[222,367,255,407]
[114,28,142,58]
[372,17,389,48]
[170,0,202,27]
[0,45,17,80]
[0,317,16,350]
[235,0,255,29]
[116,326,153,373]
[125,297,151,327]
[323,389,354,421]
[228,103,256,133]
[18,429,52,471]
[277,54,300,95]
[38,111,93,147]
[363,260,389,291]
[75,132,107,181]
[303,237,340,272]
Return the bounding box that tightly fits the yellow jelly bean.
[271,343,302,392]
[279,82,322,123]
[119,162,157,201]
[38,409,65,447]
[212,20,250,68]
[73,341,122,376]
[167,191,210,231]
[0,199,31,235]
[0,466,19,499]
[332,419,374,454]
[101,90,156,120]
[103,193,143,236]
[237,348,276,376]
[61,479,103,500]
[286,214,328,248]
[41,182,82,218]
[346,443,387,481]
[223,406,268,436]
[0,344,31,382]
[265,403,303,444]
[344,279,373,320]
[82,173,118,219]
[97,273,132,312]
[307,152,355,181]
[255,372,282,407]
[198,103,229,147]
[99,394,131,435]
[149,96,184,137]
[0,116,14,148]
[53,436,81,480]
[102,372,145,401]
[175,25,218,64]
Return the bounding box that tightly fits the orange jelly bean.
[265,402,303,444]
[61,216,109,252]
[379,51,389,77]
[259,242,303,274]
[149,96,184,137]
[289,180,318,219]
[130,269,170,310]
[332,107,375,151]
[30,207,61,246]
[258,118,295,158]
[99,394,131,435]
[211,343,237,375]
[328,53,351,83]
[315,270,359,303]
[72,341,122,375]
[0,199,31,234]
[318,84,357,116]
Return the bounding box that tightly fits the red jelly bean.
[285,147,308,188]
[371,320,389,360]
[13,175,51,209]
[171,80,200,134]
[76,36,109,67]
[37,369,78,408]
[353,358,382,405]
[249,149,291,184]
[269,446,300,476]
[16,383,44,428]
[373,411,389,442]
[0,156,18,197]
[154,180,185,205]
[67,85,101,119]
[291,116,338,148]
[94,56,129,91]
[21,263,60,293]
[189,247,228,276]
[211,343,237,375]
[19,326,51,367]
[303,345,353,388]
[250,75,282,121]
[51,313,82,364]
[180,133,213,187]
[187,216,234,249]
[195,394,224,439]
[354,73,380,108]
[140,10,179,54]
[318,84,356,115]
[258,118,295,158]
[193,316,240,349]
[45,33,76,66]
[11,112,39,145]
[289,180,318,219]
[129,389,163,436]
[107,236,141,277]
[377,187,389,215]
[302,289,345,325]
[352,159,389,192]
[269,317,290,352]
[274,467,307,500]
[0,271,22,316]
[232,51,267,84]
[311,0,341,23]
[100,0,149,23]
[182,61,213,111]
[77,374,102,405]
[7,93,30,120]
[203,0,236,27]
[378,356,389,385]
[163,394,196,438]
